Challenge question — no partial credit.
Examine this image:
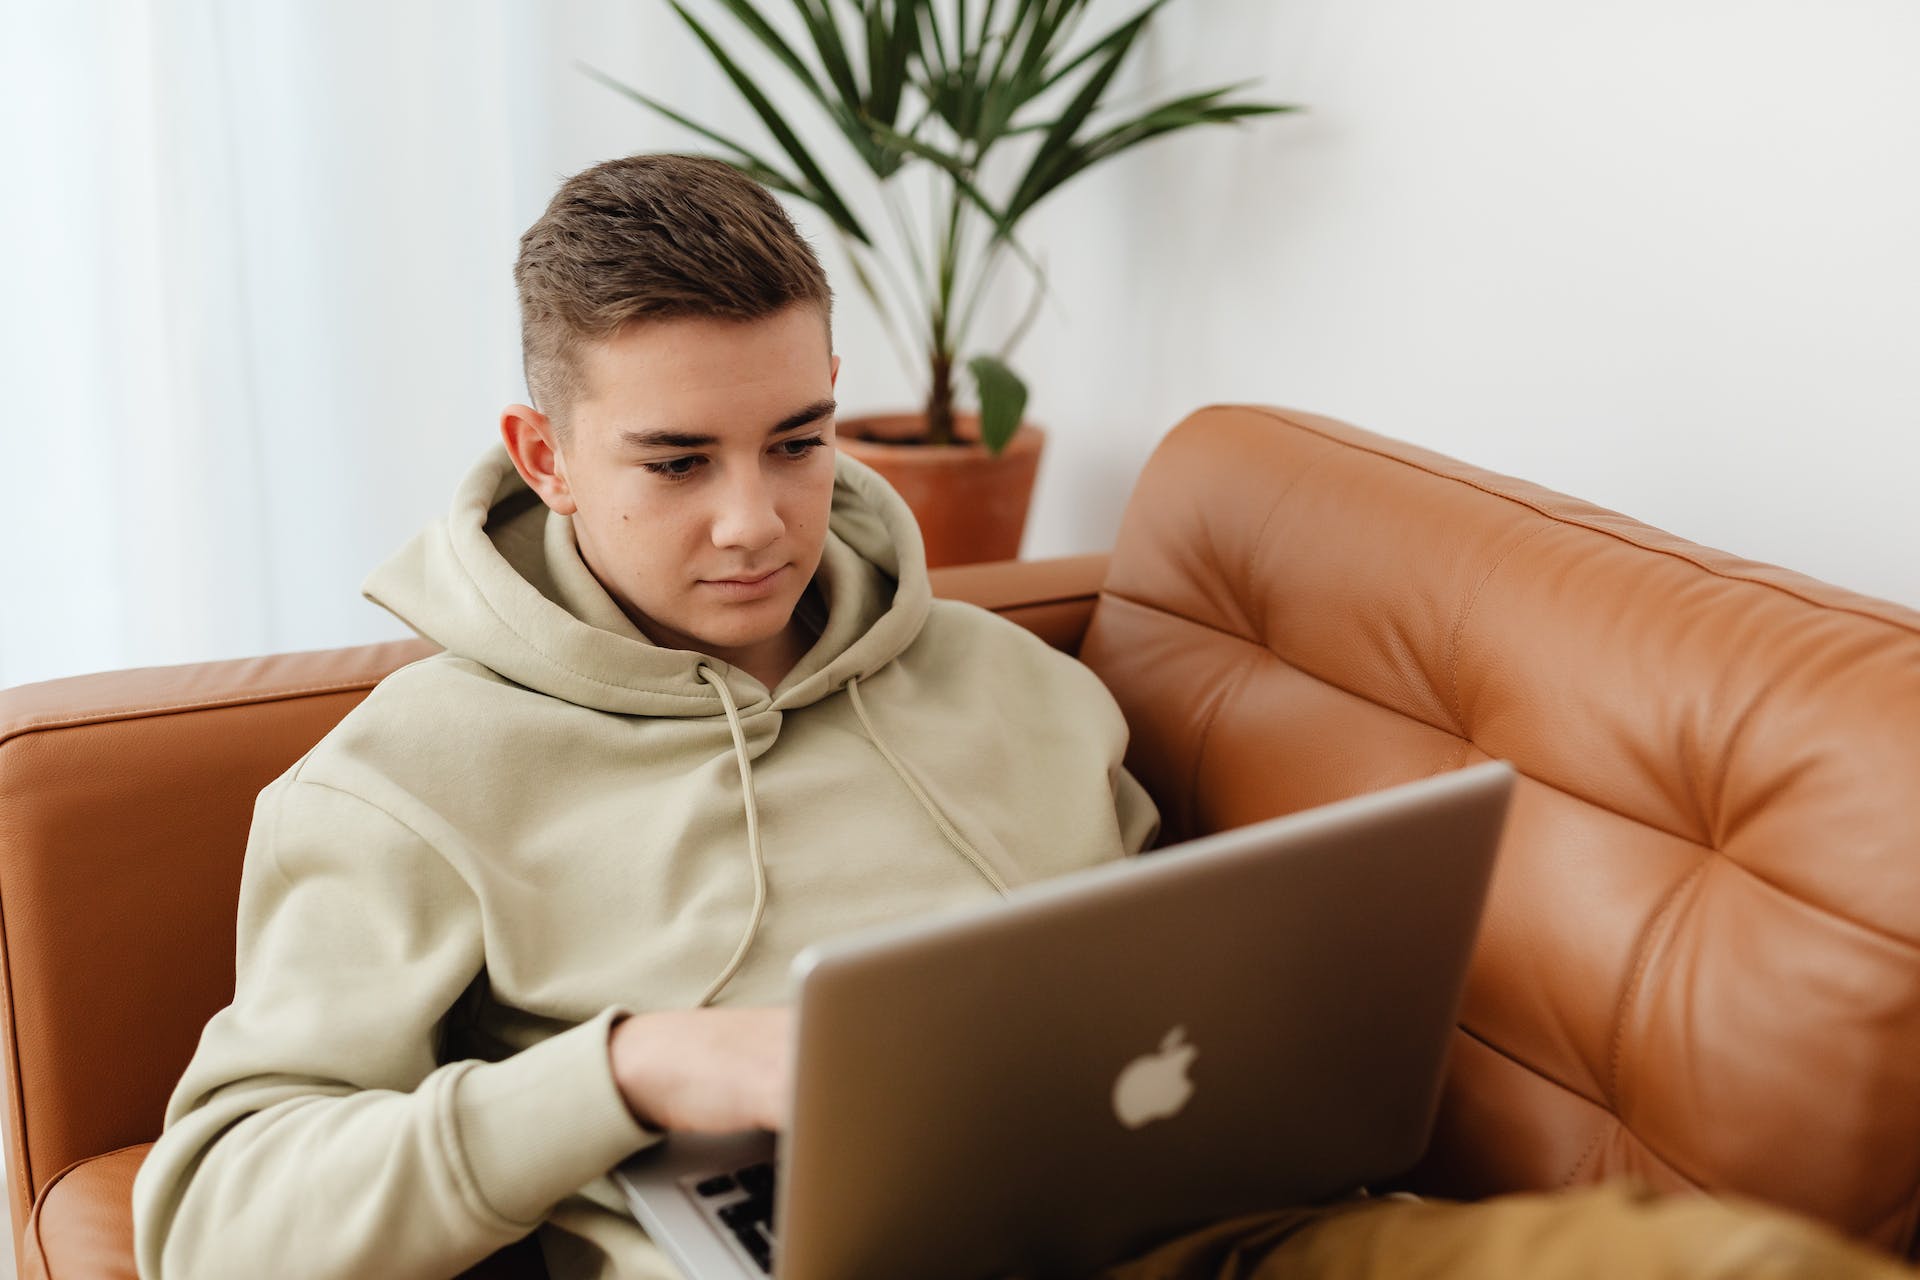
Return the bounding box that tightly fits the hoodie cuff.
[451,1005,664,1227]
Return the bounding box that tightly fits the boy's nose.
[712,469,784,551]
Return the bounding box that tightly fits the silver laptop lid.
[769,760,1515,1280]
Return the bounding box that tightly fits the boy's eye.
[640,434,828,481]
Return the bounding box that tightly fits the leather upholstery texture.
[1076,405,1920,1254]
[5,405,1919,1274]
[18,1142,543,1280]
[18,1145,143,1280]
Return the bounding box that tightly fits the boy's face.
[502,303,840,675]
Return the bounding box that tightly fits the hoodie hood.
[362,442,933,715]
[363,442,969,1007]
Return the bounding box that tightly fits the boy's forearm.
[135,1008,657,1280]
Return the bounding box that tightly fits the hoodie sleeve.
[1115,763,1163,856]
[131,771,661,1280]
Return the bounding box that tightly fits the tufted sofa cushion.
[1078,405,1920,1253]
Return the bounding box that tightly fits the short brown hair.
[513,154,833,435]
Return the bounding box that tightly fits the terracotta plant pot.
[836,412,1047,569]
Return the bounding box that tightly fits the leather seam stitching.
[1445,524,1553,732]
[24,1142,153,1270]
[1094,587,1705,835]
[1452,1027,1704,1194]
[0,678,394,743]
[1608,859,1709,1105]
[1559,1122,1613,1188]
[1239,405,1920,641]
[1704,677,1773,850]
[1095,589,1920,949]
[1453,1025,1623,1188]
[937,579,1106,611]
[993,594,1100,611]
[1237,442,1342,639]
[1184,658,1259,840]
[1717,849,1920,957]
[0,859,29,1231]
[1456,1022,1604,1109]
[1455,1019,1905,1217]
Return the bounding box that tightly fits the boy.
[129,153,1161,1279]
[134,150,1900,1280]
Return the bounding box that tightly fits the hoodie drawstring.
[693,666,1009,1007]
[695,665,770,1007]
[845,675,1010,895]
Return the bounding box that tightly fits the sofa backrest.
[1077,404,1920,1254]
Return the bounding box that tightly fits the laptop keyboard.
[689,1160,778,1273]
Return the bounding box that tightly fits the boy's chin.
[686,613,792,650]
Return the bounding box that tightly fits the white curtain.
[1,2,583,689]
[1,0,928,691]
[6,4,262,687]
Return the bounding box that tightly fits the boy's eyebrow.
[616,399,837,450]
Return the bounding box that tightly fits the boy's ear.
[501,404,578,516]
[830,354,840,387]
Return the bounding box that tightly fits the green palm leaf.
[708,0,825,98]
[858,114,1038,264]
[1057,88,1300,205]
[665,0,871,241]
[790,0,863,106]
[693,1,917,177]
[868,0,920,129]
[968,353,1028,456]
[577,61,816,205]
[1033,0,1171,97]
[592,0,1296,449]
[1001,1,1154,225]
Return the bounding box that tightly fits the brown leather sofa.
[5,404,1919,1278]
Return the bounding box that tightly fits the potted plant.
[586,1,1294,565]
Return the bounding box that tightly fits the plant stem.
[998,246,1050,361]
[952,235,1010,356]
[877,180,936,340]
[924,163,969,446]
[837,234,924,391]
[927,348,955,446]
[863,224,934,361]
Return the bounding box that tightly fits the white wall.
[1000,0,1920,607]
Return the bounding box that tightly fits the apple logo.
[1112,1025,1199,1130]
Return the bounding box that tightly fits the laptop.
[613,760,1515,1280]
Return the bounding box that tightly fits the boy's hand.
[608,1007,795,1133]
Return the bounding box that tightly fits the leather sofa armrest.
[23,1146,550,1280]
[928,553,1110,655]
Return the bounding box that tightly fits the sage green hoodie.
[131,443,1161,1280]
